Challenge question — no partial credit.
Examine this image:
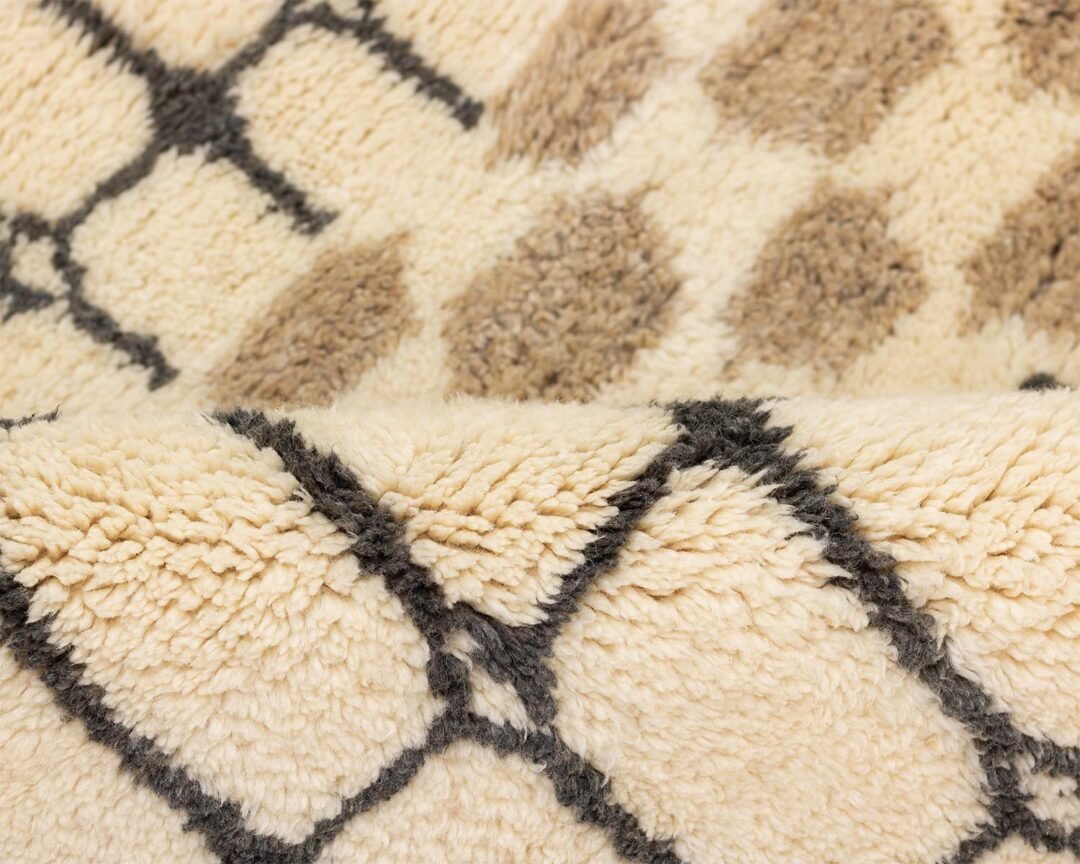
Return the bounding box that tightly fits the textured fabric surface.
[4,0,1080,410]
[4,1,1080,863]
[4,396,1080,864]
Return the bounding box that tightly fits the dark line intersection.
[0,0,483,390]
[1,400,1079,862]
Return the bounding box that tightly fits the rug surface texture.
[3,1,1080,863]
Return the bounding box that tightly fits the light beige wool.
[3,0,1080,411]
[0,395,1079,863]
[3,1,1080,863]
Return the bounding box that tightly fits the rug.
[2,1,1080,862]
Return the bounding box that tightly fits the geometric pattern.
[0,0,480,391]
[3,400,1080,862]
[4,3,1080,862]
[7,0,1080,411]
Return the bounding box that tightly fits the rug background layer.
[2,393,1080,863]
[3,0,1080,414]
[5,2,1080,863]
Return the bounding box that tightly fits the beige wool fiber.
[3,1,1080,863]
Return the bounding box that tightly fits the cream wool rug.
[3,1,1080,863]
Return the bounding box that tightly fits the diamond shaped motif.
[0,419,438,843]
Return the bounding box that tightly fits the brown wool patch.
[726,187,930,373]
[444,193,682,401]
[700,0,950,158]
[213,239,418,407]
[1003,0,1080,98]
[966,150,1080,337]
[488,0,664,166]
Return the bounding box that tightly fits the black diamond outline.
[215,408,688,864]
[0,408,691,864]
[0,0,483,391]
[671,399,1080,863]
[4,400,1080,862]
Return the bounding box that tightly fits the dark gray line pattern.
[6,400,1079,862]
[216,408,685,864]
[216,0,300,84]
[0,564,473,864]
[0,409,690,864]
[0,218,55,320]
[461,716,684,864]
[0,409,58,431]
[217,408,469,705]
[0,207,178,389]
[55,237,180,389]
[291,1,485,129]
[52,142,164,245]
[0,270,54,321]
[670,398,1080,863]
[0,0,484,390]
[40,0,332,236]
[447,414,732,729]
[1028,735,1080,783]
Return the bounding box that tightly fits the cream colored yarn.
[3,2,1080,863]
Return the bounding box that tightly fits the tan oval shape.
[966,149,1080,338]
[489,0,664,166]
[444,193,682,402]
[1004,0,1080,99]
[726,186,930,374]
[214,238,418,408]
[701,0,950,158]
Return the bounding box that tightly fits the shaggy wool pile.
[3,1,1080,863]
